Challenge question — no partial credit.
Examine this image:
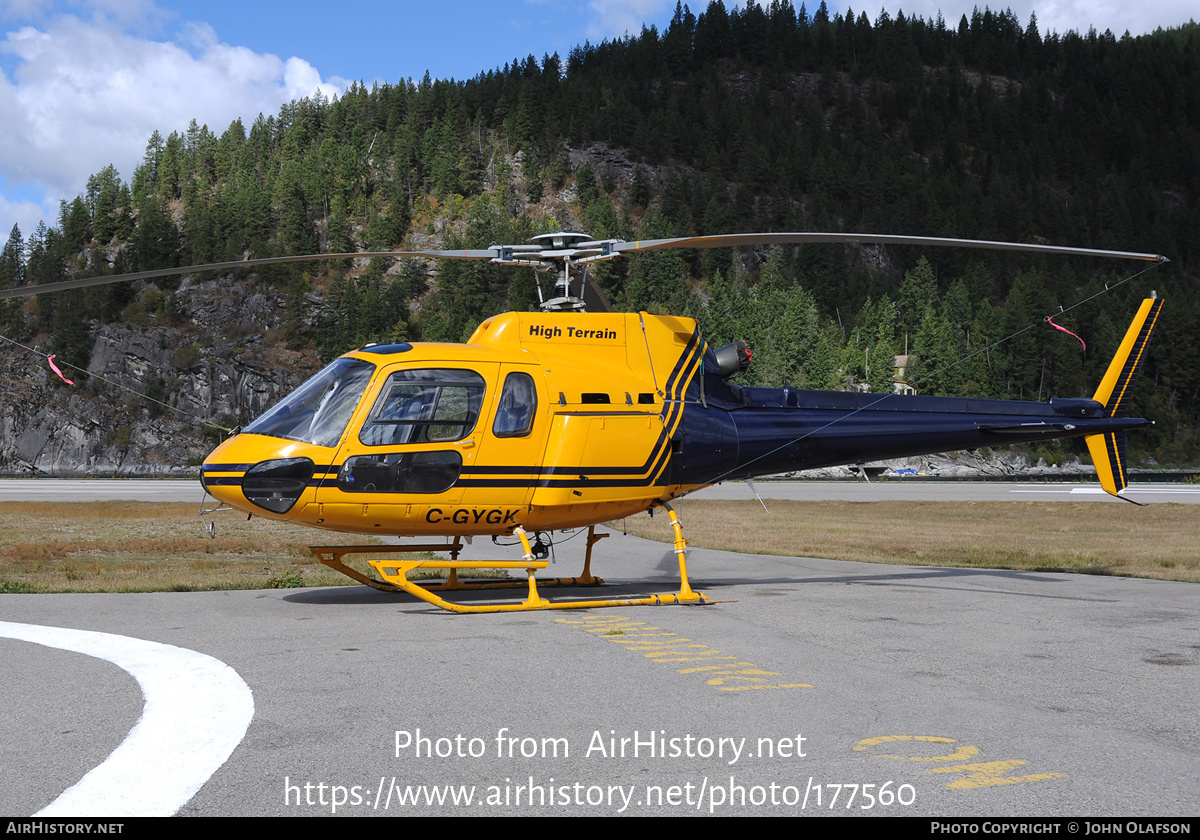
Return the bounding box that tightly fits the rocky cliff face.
[0,275,321,475]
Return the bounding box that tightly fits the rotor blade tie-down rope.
[46,354,75,385]
[0,332,233,434]
[1045,315,1086,350]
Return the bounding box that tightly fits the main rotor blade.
[0,248,500,300]
[0,232,1169,301]
[611,233,1170,263]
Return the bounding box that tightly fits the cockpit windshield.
[242,358,376,447]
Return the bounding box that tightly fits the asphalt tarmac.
[1,482,1197,817]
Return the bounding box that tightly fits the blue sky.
[1,0,1194,239]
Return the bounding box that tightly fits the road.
[1,478,1197,817]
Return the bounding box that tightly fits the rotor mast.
[489,231,622,312]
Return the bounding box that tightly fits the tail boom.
[667,298,1162,497]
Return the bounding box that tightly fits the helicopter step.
[310,520,714,613]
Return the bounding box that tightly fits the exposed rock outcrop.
[0,277,321,475]
[780,448,1091,480]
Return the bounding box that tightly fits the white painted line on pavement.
[0,621,254,817]
[1009,485,1200,495]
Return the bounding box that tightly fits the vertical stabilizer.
[1086,432,1129,496]
[1091,297,1164,415]
[1086,297,1163,498]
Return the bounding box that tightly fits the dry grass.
[618,499,1200,583]
[3,499,1196,593]
[0,502,446,593]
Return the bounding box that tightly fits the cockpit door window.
[359,368,486,446]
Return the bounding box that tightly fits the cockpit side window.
[492,371,537,438]
[360,369,486,446]
[337,451,462,494]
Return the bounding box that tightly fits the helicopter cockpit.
[217,337,549,512]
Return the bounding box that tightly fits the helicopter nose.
[198,461,248,510]
[201,457,315,515]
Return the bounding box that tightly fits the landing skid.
[310,513,714,613]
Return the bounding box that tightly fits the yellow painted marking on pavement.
[854,735,957,750]
[610,640,697,647]
[711,668,783,677]
[706,675,772,687]
[715,683,815,691]
[927,761,1063,789]
[855,735,977,762]
[879,745,980,762]
[953,772,1063,788]
[606,633,680,638]
[676,663,757,673]
[583,622,650,633]
[855,736,1062,790]
[557,614,812,692]
[927,759,1027,775]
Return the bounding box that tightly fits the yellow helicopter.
[1,232,1168,612]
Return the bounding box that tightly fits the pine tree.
[0,225,23,289]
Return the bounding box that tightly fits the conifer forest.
[2,2,1198,470]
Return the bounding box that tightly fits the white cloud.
[1026,0,1196,36]
[857,1,1195,37]
[586,0,675,40]
[0,1,50,23]
[0,6,345,231]
[0,189,57,240]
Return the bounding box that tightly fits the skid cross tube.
[309,521,712,613]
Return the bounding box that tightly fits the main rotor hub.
[530,232,593,250]
[489,231,623,312]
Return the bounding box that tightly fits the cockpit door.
[312,364,499,532]
[455,364,548,510]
